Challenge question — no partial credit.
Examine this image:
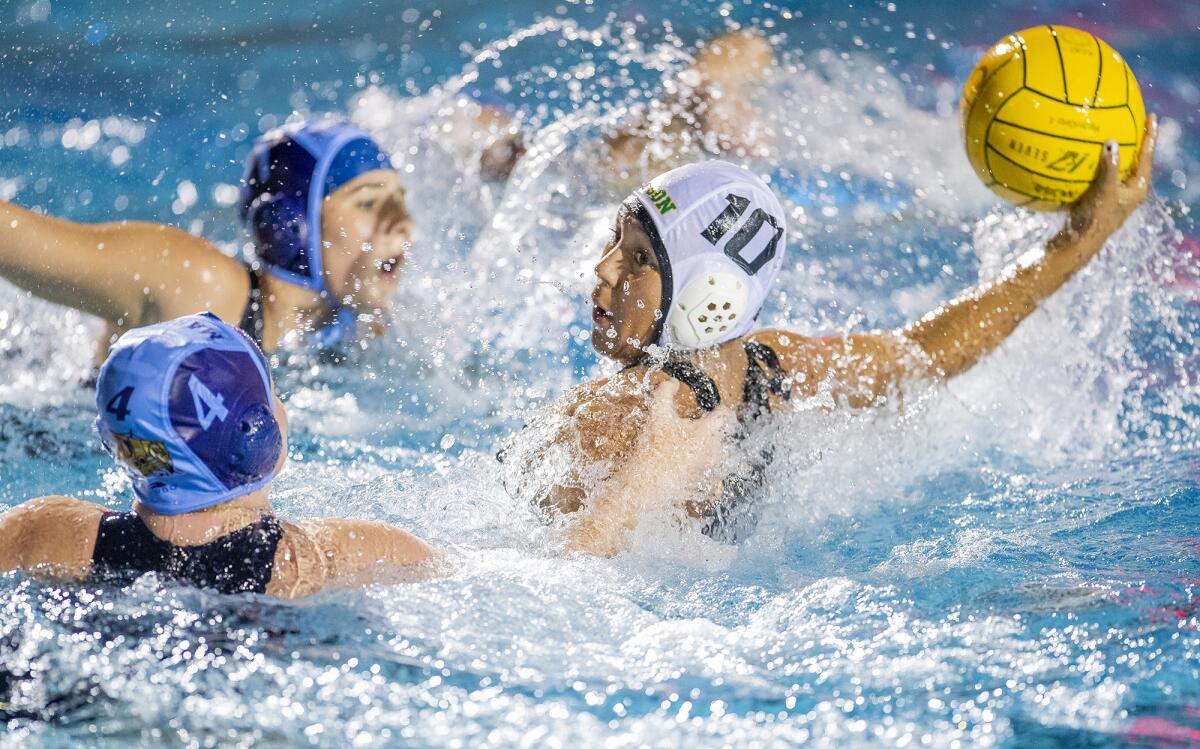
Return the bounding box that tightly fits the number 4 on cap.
[188,375,229,430]
[105,386,135,421]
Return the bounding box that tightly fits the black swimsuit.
[89,512,284,595]
[662,341,792,542]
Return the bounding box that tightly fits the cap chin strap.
[625,198,674,349]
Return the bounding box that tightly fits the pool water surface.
[2,1,1200,746]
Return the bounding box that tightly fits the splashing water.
[3,1,1200,746]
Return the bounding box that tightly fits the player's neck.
[258,273,328,351]
[133,487,274,546]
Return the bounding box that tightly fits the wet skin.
[0,378,435,598]
[543,119,1161,556]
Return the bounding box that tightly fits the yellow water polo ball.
[961,25,1145,210]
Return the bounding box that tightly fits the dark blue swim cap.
[239,121,393,292]
[95,313,283,515]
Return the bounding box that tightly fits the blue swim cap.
[95,313,283,515]
[239,120,393,292]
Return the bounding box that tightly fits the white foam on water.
[1,17,1197,747]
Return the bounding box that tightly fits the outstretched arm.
[0,201,249,329]
[903,116,1158,378]
[756,115,1158,403]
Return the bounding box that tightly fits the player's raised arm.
[755,115,1157,403]
[903,116,1157,380]
[0,200,248,329]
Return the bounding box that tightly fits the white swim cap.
[628,161,787,349]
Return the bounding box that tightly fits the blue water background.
[2,0,1200,746]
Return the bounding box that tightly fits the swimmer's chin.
[341,272,401,308]
[590,328,647,364]
[589,327,616,357]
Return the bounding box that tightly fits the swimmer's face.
[319,169,412,311]
[591,204,662,363]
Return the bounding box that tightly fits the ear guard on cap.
[667,271,749,348]
[245,192,308,277]
[226,402,283,485]
[94,399,281,489]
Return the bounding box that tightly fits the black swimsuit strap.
[90,511,284,595]
[740,341,792,421]
[238,264,265,346]
[661,354,721,412]
[649,342,791,416]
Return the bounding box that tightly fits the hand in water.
[1068,114,1158,243]
[639,380,734,485]
[563,379,734,557]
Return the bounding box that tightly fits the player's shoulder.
[20,496,107,540]
[741,328,830,353]
[157,239,251,322]
[9,495,106,524]
[726,329,845,398]
[267,520,326,599]
[743,327,914,363]
[560,367,648,415]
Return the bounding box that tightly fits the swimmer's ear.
[228,403,282,483]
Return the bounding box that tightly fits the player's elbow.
[898,326,958,381]
[0,496,70,571]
